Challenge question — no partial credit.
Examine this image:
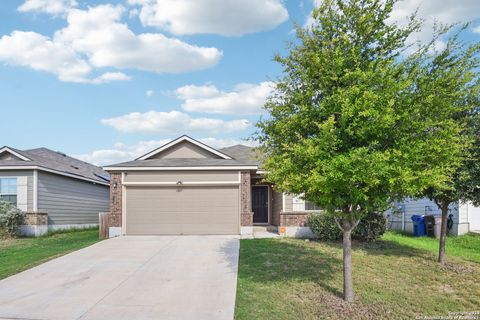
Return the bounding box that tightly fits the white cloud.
[2,4,222,83]
[387,0,480,43]
[306,0,480,47]
[91,72,131,84]
[18,0,77,15]
[75,137,257,165]
[175,82,274,115]
[0,31,92,83]
[473,25,480,34]
[0,31,131,84]
[385,0,480,54]
[101,110,252,134]
[146,90,155,97]
[128,0,288,36]
[55,5,222,73]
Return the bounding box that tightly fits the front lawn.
[0,228,100,280]
[235,233,480,320]
[383,232,480,263]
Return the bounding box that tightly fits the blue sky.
[0,0,479,165]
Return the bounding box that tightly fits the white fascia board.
[103,166,258,171]
[0,166,109,186]
[0,147,31,161]
[136,135,233,160]
[123,181,241,187]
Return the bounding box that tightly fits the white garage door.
[125,186,239,235]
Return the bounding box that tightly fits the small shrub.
[0,200,25,236]
[307,212,341,241]
[308,211,387,242]
[353,211,387,242]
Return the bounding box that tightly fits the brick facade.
[280,212,309,227]
[240,171,254,226]
[24,212,48,225]
[109,172,122,227]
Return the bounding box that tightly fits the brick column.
[240,171,253,226]
[109,172,122,227]
[24,212,48,226]
[20,212,48,236]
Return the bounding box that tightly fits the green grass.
[382,231,480,263]
[0,228,100,279]
[235,233,480,320]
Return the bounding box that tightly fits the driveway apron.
[0,235,239,320]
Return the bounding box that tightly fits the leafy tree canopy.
[257,0,477,221]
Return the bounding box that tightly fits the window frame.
[0,177,18,206]
[292,194,322,212]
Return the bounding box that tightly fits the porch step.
[252,225,281,239]
[253,225,278,232]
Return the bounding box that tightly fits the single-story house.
[103,135,316,238]
[386,198,480,236]
[0,146,110,235]
[103,135,480,238]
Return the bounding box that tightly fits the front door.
[252,186,269,223]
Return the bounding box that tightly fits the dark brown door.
[252,186,269,223]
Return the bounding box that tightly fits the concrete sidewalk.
[0,235,239,320]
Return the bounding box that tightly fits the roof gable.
[137,136,233,160]
[0,147,31,161]
[0,147,109,186]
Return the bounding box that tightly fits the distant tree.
[256,0,473,301]
[422,42,480,264]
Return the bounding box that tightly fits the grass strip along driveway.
[0,228,100,280]
[235,232,480,320]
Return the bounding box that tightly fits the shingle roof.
[219,145,262,163]
[105,158,258,168]
[104,141,263,169]
[0,147,109,184]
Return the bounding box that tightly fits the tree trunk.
[342,228,354,302]
[335,217,360,302]
[438,201,449,265]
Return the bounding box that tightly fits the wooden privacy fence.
[99,212,109,239]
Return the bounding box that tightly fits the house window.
[0,178,17,206]
[305,201,322,211]
[292,195,322,211]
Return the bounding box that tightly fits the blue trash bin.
[411,215,426,237]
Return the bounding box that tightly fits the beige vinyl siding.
[0,170,33,211]
[37,171,109,225]
[148,141,222,159]
[283,193,294,212]
[124,170,239,183]
[125,186,239,235]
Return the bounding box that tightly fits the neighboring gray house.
[0,146,110,235]
[386,198,480,236]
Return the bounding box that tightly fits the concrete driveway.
[0,235,239,320]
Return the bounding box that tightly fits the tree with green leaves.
[424,73,480,265]
[256,0,476,302]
